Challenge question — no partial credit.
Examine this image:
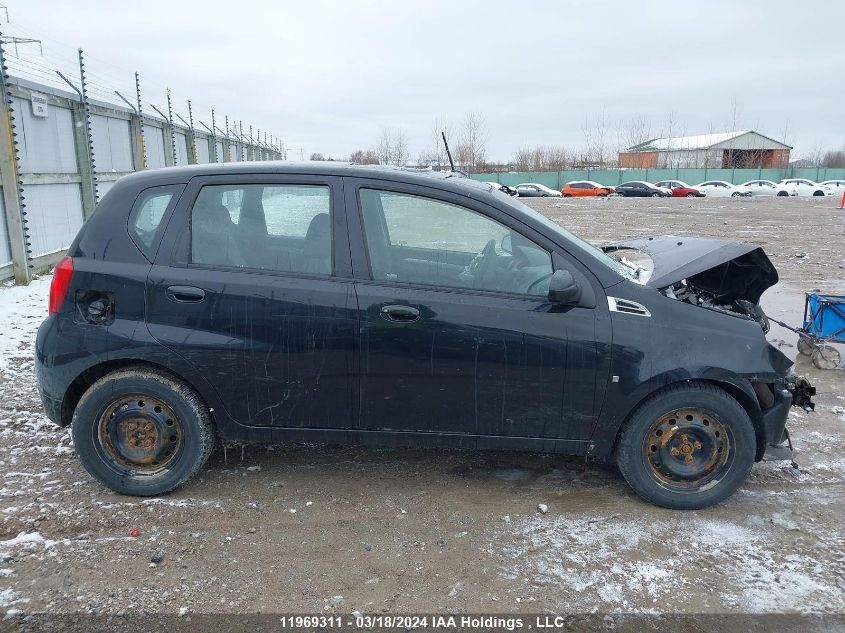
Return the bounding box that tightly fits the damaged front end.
[605,235,816,464]
[605,235,779,331]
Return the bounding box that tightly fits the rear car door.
[345,178,606,445]
[146,173,357,429]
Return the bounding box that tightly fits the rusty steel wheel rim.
[97,395,183,472]
[644,409,732,490]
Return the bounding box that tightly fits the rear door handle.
[380,304,420,322]
[166,285,206,303]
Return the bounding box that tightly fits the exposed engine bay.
[661,281,771,331]
[604,235,780,331]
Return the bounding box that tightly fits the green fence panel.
[471,167,845,187]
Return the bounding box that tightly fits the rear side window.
[189,183,332,275]
[128,185,182,261]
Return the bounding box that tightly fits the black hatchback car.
[35,164,813,509]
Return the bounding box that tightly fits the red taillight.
[49,257,74,315]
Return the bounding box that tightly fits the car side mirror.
[548,269,582,304]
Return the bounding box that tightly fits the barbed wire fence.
[0,18,286,285]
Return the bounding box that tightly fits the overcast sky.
[7,0,845,162]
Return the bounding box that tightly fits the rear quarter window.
[128,185,183,261]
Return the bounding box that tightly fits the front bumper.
[760,375,815,463]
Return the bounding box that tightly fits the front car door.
[146,173,357,431]
[344,177,608,449]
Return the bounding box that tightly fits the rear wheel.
[615,383,755,509]
[72,367,215,496]
[813,190,825,196]
[685,192,696,197]
[731,192,742,197]
[777,191,789,196]
[651,192,660,197]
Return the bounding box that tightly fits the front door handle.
[380,304,420,322]
[166,285,206,303]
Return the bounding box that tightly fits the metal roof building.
[619,130,791,169]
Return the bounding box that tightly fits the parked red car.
[654,180,705,197]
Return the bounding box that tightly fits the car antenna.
[441,131,455,171]
[441,131,467,177]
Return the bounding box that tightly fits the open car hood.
[605,235,778,303]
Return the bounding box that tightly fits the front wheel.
[731,192,742,197]
[615,383,755,509]
[72,366,215,496]
[777,191,789,196]
[651,192,660,197]
[685,192,696,197]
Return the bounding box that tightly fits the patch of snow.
[498,514,844,614]
[0,531,55,549]
[0,277,51,372]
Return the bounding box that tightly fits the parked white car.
[778,178,833,197]
[695,181,752,197]
[819,180,845,197]
[741,180,794,197]
[483,182,518,196]
[514,183,562,197]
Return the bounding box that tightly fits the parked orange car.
[561,181,615,197]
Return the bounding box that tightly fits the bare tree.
[617,115,652,153]
[455,113,486,171]
[393,128,410,167]
[376,127,410,167]
[780,119,792,147]
[376,129,393,165]
[808,143,826,167]
[350,149,379,165]
[822,147,845,168]
[582,107,609,167]
[511,147,532,171]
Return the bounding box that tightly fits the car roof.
[113,161,492,196]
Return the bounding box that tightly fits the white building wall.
[0,197,11,267]
[12,96,77,173]
[22,183,85,257]
[195,136,210,163]
[145,125,167,169]
[91,114,134,173]
[174,132,189,165]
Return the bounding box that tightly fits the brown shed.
[619,131,791,169]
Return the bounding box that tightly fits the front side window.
[359,189,553,296]
[190,183,331,275]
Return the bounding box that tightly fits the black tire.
[615,382,755,510]
[685,192,696,198]
[651,192,660,197]
[731,192,741,197]
[72,366,215,496]
[813,190,824,196]
[777,191,788,196]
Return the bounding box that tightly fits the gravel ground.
[0,195,843,629]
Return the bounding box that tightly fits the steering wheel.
[466,239,498,287]
[526,271,554,295]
